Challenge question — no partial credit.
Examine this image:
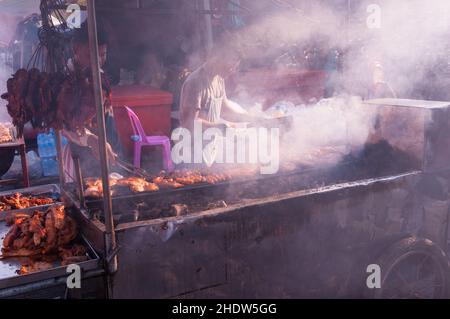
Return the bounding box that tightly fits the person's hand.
[87,135,117,166]
[225,122,238,129]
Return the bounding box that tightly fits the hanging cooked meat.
[1,68,111,136]
[1,69,29,136]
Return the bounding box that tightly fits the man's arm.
[63,128,93,147]
[222,98,261,123]
[63,128,117,165]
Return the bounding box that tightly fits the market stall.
[63,97,450,298]
[1,0,450,300]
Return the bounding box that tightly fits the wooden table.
[0,138,30,188]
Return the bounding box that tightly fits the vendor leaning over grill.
[62,23,122,180]
[179,43,262,165]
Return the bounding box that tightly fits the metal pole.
[203,0,214,53]
[55,131,65,186]
[73,156,85,209]
[86,0,117,276]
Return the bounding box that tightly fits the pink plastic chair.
[125,106,173,171]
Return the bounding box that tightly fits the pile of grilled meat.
[0,68,110,137]
[2,205,87,274]
[0,193,56,211]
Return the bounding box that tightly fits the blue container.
[38,129,68,177]
[37,129,68,158]
[41,157,59,177]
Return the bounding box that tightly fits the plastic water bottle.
[37,133,51,157]
[38,129,68,177]
[37,133,49,157]
[41,157,58,177]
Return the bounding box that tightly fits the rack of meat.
[82,169,243,200]
[0,184,61,215]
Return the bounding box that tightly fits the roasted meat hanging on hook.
[1,67,110,135]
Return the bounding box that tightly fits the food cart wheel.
[368,237,450,299]
[0,149,15,177]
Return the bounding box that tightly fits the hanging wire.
[35,0,73,74]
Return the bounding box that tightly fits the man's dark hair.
[72,22,108,46]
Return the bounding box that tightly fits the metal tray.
[0,184,62,216]
[0,221,101,290]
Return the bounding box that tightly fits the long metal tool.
[86,0,117,279]
[115,158,155,180]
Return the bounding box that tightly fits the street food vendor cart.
[65,96,450,299]
[2,0,450,300]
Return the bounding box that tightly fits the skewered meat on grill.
[2,205,79,257]
[82,167,249,200]
[85,177,159,197]
[116,177,160,193]
[0,193,55,211]
[161,170,231,186]
[152,176,185,189]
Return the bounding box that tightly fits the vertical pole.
[19,142,30,187]
[203,0,214,54]
[55,131,65,186]
[73,156,85,209]
[86,0,118,279]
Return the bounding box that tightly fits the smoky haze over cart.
[209,0,450,98]
[178,0,449,172]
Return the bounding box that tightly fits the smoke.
[183,0,450,170]
[342,0,450,99]
[199,0,450,100]
[279,95,377,168]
